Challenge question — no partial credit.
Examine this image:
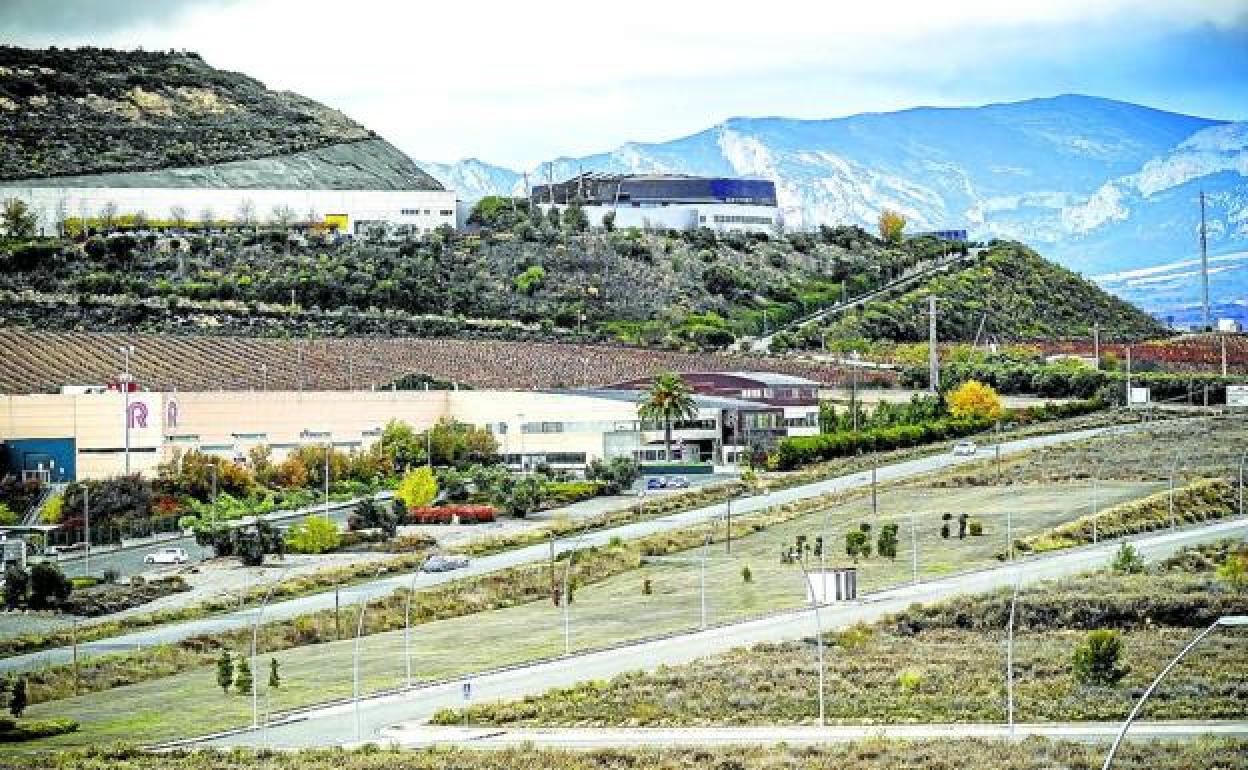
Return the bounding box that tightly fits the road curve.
[376,721,1248,749]
[193,515,1248,749]
[0,421,1169,674]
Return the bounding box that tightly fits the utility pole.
[1125,345,1133,407]
[119,344,134,475]
[928,295,939,393]
[1093,322,1100,370]
[1200,190,1210,332]
[83,485,90,577]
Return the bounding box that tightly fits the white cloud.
[6,0,1245,166]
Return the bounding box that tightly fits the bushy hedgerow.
[769,416,994,470]
[1017,478,1235,554]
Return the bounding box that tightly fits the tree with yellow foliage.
[878,208,906,245]
[947,380,1004,421]
[396,466,438,510]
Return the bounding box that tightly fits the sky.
[3,0,1246,169]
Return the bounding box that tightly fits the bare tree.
[271,204,296,230]
[170,205,188,231]
[99,201,119,232]
[199,206,215,231]
[133,209,149,231]
[236,199,257,231]
[54,197,68,238]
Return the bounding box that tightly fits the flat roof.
[721,371,822,386]
[548,389,771,411]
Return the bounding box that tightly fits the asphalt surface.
[193,513,1248,749]
[51,500,360,580]
[378,722,1248,749]
[0,421,1152,674]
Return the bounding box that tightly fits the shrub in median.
[405,505,497,525]
[1017,479,1234,554]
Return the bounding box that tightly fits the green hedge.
[769,416,995,470]
[905,362,1244,404]
[0,717,79,742]
[541,480,607,507]
[769,398,1106,471]
[1018,479,1235,554]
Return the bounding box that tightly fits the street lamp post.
[119,344,134,475]
[1006,577,1021,738]
[352,566,387,742]
[699,532,712,629]
[250,567,290,732]
[1167,446,1184,530]
[558,526,593,655]
[1101,615,1247,770]
[1239,447,1247,518]
[404,568,422,689]
[82,485,90,577]
[794,555,826,726]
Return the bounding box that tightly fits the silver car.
[421,553,470,573]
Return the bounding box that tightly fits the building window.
[712,214,773,225]
[439,209,454,216]
[784,414,818,427]
[521,421,565,434]
[740,388,763,399]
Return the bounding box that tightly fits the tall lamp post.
[1166,445,1184,530]
[351,566,387,742]
[557,525,594,655]
[1101,615,1247,770]
[1005,576,1021,738]
[119,344,134,475]
[250,566,291,733]
[1238,447,1247,518]
[794,551,826,726]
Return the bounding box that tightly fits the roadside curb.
[146,512,1248,751]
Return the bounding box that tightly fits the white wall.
[538,202,780,234]
[0,185,457,236]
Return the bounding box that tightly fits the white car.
[144,547,190,565]
[952,440,978,456]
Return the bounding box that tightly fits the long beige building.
[1,387,793,481]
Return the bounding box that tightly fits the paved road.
[50,499,364,580]
[0,421,1157,673]
[378,722,1248,749]
[194,515,1248,748]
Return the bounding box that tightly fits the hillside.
[0,214,963,347]
[0,46,441,190]
[769,241,1170,351]
[425,95,1248,323]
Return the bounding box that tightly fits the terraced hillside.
[770,241,1169,351]
[0,330,885,393]
[0,46,440,190]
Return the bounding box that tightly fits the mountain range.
[419,95,1248,326]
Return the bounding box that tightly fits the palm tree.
[638,372,698,462]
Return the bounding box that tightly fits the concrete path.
[377,721,1248,749]
[192,515,1248,749]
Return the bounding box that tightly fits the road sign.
[1228,385,1248,407]
[462,681,472,700]
[1129,387,1150,406]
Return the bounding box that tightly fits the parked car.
[143,547,190,565]
[952,440,978,457]
[421,553,470,573]
[645,477,667,490]
[666,475,691,489]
